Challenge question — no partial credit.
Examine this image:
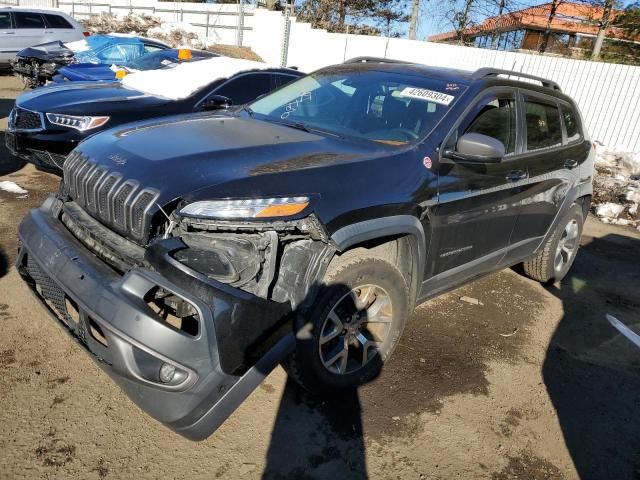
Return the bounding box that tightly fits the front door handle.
[506,170,527,182]
[2,32,15,35]
[564,159,578,169]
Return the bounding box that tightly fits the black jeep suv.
[16,58,595,440]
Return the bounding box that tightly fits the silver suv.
[0,7,86,66]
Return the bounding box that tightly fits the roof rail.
[472,68,562,92]
[344,56,411,65]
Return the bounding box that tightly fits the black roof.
[337,57,569,100]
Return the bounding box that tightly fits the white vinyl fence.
[2,0,639,151]
[275,32,640,151]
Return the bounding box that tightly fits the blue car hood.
[56,64,117,82]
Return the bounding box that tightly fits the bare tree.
[590,0,617,58]
[408,0,421,39]
[296,0,409,36]
[539,0,562,53]
[455,0,477,42]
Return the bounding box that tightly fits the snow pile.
[0,181,28,194]
[121,56,268,100]
[147,22,205,49]
[83,13,161,37]
[593,143,640,230]
[83,13,204,49]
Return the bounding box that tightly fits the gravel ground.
[1,73,639,480]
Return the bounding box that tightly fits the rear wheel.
[284,255,409,393]
[522,203,584,283]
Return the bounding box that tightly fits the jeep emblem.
[109,154,127,166]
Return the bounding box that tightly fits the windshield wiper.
[273,119,344,138]
[242,105,254,117]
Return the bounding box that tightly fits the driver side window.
[447,92,517,155]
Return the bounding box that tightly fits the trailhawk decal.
[398,87,455,106]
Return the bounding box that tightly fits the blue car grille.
[62,152,158,242]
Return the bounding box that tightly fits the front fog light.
[159,363,176,383]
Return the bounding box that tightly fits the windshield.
[125,50,180,71]
[125,50,215,71]
[248,67,465,146]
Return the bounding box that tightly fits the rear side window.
[14,12,45,29]
[563,107,581,143]
[0,12,11,29]
[215,73,272,105]
[524,99,562,150]
[43,14,73,29]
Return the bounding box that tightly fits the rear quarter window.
[43,14,73,29]
[562,107,582,143]
[524,99,562,150]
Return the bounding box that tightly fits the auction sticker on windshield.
[399,87,455,106]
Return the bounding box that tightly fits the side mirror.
[446,132,505,163]
[201,95,233,111]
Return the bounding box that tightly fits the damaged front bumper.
[16,197,294,440]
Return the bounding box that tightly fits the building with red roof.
[427,2,638,55]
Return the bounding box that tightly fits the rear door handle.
[506,170,527,182]
[564,159,578,169]
[2,32,15,35]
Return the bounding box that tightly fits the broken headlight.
[179,197,309,219]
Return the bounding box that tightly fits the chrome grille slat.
[79,163,98,205]
[74,158,92,201]
[131,191,156,236]
[112,183,136,229]
[84,167,107,212]
[63,157,157,242]
[98,175,119,217]
[63,152,83,190]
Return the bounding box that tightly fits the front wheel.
[284,255,409,394]
[522,203,584,283]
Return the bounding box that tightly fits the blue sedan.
[52,48,217,83]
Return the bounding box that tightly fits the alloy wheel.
[318,284,393,375]
[554,219,579,272]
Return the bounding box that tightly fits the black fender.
[330,215,427,306]
[535,179,592,253]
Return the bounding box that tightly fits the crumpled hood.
[73,114,383,209]
[15,41,74,62]
[16,82,166,115]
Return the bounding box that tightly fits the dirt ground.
[1,73,639,480]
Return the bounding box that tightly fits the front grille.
[63,152,158,242]
[28,149,67,170]
[14,108,43,131]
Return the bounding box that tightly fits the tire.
[284,254,409,394]
[522,203,584,283]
